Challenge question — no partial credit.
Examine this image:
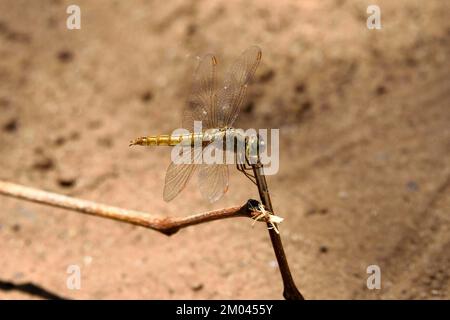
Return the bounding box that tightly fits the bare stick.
[251,163,305,300]
[0,180,256,236]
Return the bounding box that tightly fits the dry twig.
[0,180,258,236]
[0,179,304,300]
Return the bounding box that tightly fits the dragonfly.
[130,46,263,203]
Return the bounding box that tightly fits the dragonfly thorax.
[201,128,265,164]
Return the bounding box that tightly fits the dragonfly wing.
[183,54,218,132]
[198,163,229,203]
[216,46,262,127]
[163,147,203,202]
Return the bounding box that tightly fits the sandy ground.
[0,0,449,299]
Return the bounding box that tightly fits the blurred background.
[0,0,449,299]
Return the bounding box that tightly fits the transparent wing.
[216,46,262,127]
[198,163,229,203]
[197,138,231,203]
[163,147,203,202]
[182,54,218,132]
[164,142,228,202]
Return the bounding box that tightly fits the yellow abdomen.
[129,133,204,147]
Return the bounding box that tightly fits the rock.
[57,50,74,63]
[57,170,77,188]
[32,153,54,171]
[11,224,21,232]
[319,245,329,253]
[3,118,18,132]
[191,283,204,292]
[140,90,153,102]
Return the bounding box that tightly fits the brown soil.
[0,0,449,299]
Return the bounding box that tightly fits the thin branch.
[251,163,304,300]
[0,180,257,236]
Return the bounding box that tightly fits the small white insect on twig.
[250,202,284,234]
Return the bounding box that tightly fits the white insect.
[250,202,284,234]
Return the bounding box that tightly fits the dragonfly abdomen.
[130,133,205,147]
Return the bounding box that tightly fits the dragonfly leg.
[236,162,257,185]
[238,150,256,172]
[242,162,254,171]
[235,148,257,184]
